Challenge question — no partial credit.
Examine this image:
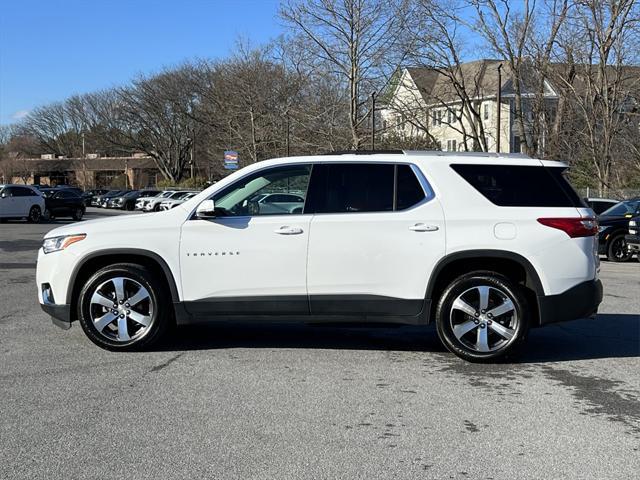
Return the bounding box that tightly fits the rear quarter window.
[451,164,586,208]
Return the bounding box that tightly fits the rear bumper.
[625,234,640,251]
[538,279,603,325]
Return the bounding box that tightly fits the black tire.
[153,203,161,211]
[125,202,134,211]
[435,271,530,362]
[72,207,84,221]
[27,205,42,223]
[77,263,171,351]
[606,234,633,262]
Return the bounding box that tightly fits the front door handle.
[409,223,439,232]
[274,225,304,235]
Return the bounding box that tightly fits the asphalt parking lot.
[1,209,639,480]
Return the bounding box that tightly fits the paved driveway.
[1,210,638,479]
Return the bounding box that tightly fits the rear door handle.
[274,225,304,235]
[409,223,439,232]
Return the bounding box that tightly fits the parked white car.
[143,191,194,212]
[158,192,198,211]
[135,190,177,211]
[37,151,602,361]
[0,184,46,223]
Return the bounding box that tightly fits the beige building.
[381,59,559,153]
[0,154,160,189]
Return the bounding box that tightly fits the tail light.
[537,217,598,238]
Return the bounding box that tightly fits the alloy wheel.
[611,237,631,261]
[89,277,154,342]
[449,285,519,353]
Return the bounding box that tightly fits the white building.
[381,59,559,153]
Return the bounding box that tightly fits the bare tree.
[552,0,640,194]
[470,0,537,154]
[92,68,201,182]
[281,0,416,149]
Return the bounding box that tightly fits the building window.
[448,109,454,124]
[447,139,457,152]
[513,135,522,153]
[432,110,437,127]
[484,103,489,120]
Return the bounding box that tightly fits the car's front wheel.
[435,271,530,362]
[78,263,170,350]
[27,205,42,223]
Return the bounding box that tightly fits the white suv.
[36,152,602,361]
[0,184,46,223]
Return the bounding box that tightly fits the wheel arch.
[426,250,544,325]
[67,249,180,317]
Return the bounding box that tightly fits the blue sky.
[0,0,282,125]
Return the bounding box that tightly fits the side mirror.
[195,199,216,218]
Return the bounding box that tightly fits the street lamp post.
[496,64,502,153]
[371,91,377,151]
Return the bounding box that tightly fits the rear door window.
[451,164,585,207]
[306,163,394,213]
[305,163,428,214]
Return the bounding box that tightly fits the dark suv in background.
[597,198,640,262]
[40,188,85,220]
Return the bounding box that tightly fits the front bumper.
[625,234,640,252]
[538,279,603,325]
[41,303,72,329]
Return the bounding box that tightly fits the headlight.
[630,220,637,227]
[42,234,86,254]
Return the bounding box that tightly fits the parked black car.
[584,197,619,215]
[107,189,161,210]
[625,215,640,259]
[597,198,640,262]
[55,185,84,196]
[91,190,125,207]
[81,189,109,207]
[40,188,86,220]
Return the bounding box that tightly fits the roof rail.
[321,150,404,155]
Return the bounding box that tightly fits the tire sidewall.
[436,272,530,362]
[78,264,168,350]
[28,206,41,223]
[607,234,631,262]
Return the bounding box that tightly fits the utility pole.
[286,112,290,157]
[496,64,502,153]
[81,132,87,190]
[371,91,377,151]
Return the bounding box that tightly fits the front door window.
[213,164,311,216]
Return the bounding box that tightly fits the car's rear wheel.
[27,205,42,223]
[607,234,633,262]
[72,207,84,221]
[435,271,530,362]
[78,263,170,350]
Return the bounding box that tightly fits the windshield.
[170,191,189,199]
[600,200,640,216]
[159,191,174,198]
